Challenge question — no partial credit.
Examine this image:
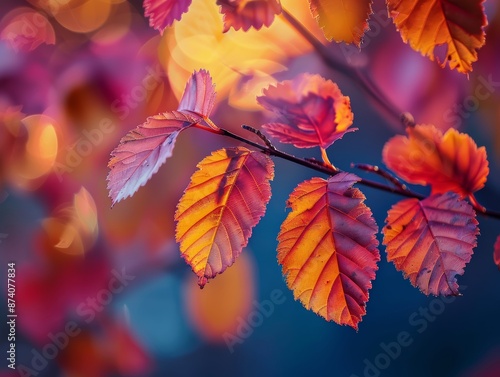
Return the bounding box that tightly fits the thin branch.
[218,127,422,199]
[352,163,411,193]
[280,8,404,126]
[216,126,500,220]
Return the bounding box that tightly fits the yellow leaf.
[175,147,274,287]
[309,0,373,46]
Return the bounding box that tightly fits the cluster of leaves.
[105,0,496,330]
[143,0,487,74]
[107,70,491,329]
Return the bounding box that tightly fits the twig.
[213,126,500,220]
[280,8,405,126]
[352,163,411,193]
[218,127,423,199]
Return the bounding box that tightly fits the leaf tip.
[198,276,208,289]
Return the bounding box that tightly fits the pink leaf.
[178,69,216,116]
[257,73,356,149]
[383,192,478,296]
[144,0,192,33]
[107,70,217,205]
[107,111,201,206]
[217,0,282,32]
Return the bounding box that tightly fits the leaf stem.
[320,147,337,171]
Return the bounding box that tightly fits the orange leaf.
[387,0,487,74]
[175,147,274,288]
[383,192,478,296]
[217,0,282,32]
[258,73,355,149]
[308,0,372,46]
[383,124,489,201]
[277,173,379,329]
[494,235,500,270]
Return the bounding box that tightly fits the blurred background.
[0,0,500,376]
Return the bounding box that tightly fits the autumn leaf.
[107,70,216,206]
[178,68,217,116]
[494,235,500,270]
[309,0,372,46]
[217,0,282,32]
[257,73,356,149]
[383,124,489,203]
[144,0,192,33]
[175,147,274,288]
[383,192,478,296]
[387,0,487,74]
[277,173,379,329]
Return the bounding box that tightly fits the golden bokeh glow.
[163,0,323,110]
[11,115,59,185]
[53,0,112,34]
[73,186,98,237]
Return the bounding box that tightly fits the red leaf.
[383,124,489,201]
[144,0,192,33]
[383,192,478,296]
[257,73,355,149]
[107,70,217,206]
[175,147,274,287]
[382,125,489,200]
[494,235,500,270]
[277,173,379,329]
[217,0,282,33]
